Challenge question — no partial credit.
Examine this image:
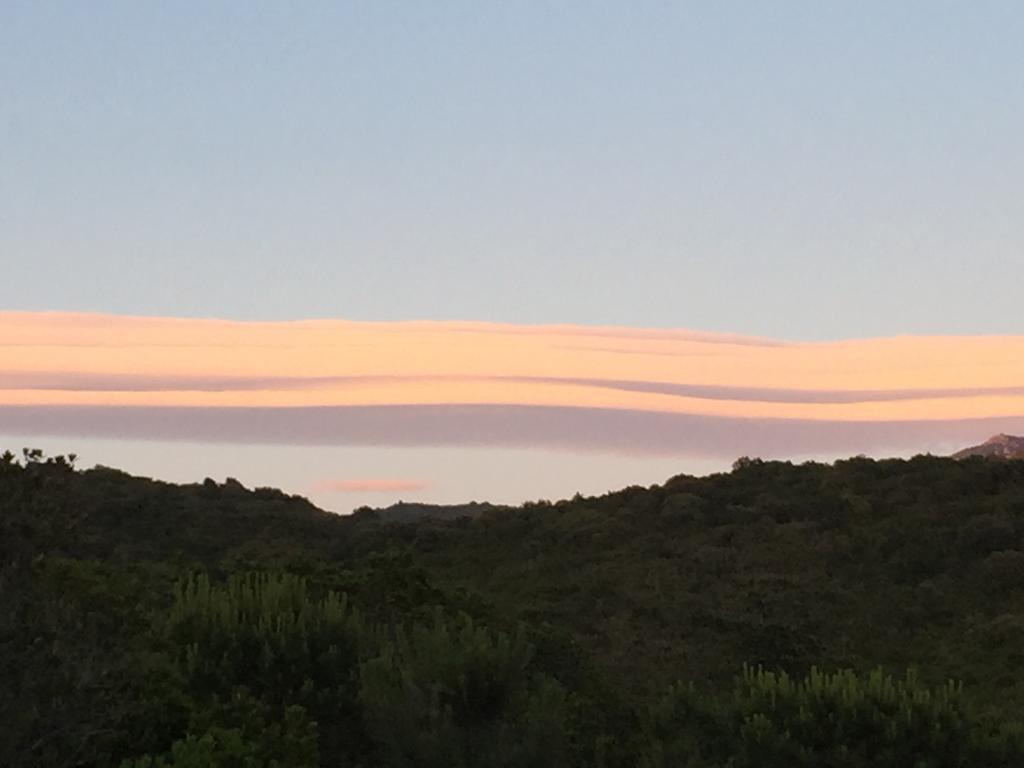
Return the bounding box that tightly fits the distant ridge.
[368,500,510,523]
[952,434,1024,460]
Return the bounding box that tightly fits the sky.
[2,4,1023,510]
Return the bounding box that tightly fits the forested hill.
[370,499,509,523]
[6,448,1024,767]
[953,433,1024,460]
[1,455,334,563]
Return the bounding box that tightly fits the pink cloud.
[7,370,1024,407]
[312,477,430,494]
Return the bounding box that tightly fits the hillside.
[953,433,1024,460]
[6,448,1024,766]
[369,500,509,523]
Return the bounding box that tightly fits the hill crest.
[953,434,1024,460]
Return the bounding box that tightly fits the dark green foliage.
[389,454,1024,706]
[644,666,1024,767]
[124,573,578,766]
[169,573,360,702]
[119,696,318,768]
[0,557,184,768]
[6,449,1024,765]
[371,500,509,523]
[359,611,568,767]
[165,573,367,762]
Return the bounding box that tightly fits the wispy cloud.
[312,477,430,494]
[8,370,1024,406]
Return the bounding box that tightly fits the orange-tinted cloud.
[2,312,1024,455]
[312,477,430,493]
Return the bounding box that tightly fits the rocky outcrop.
[952,434,1024,460]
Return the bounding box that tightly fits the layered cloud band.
[3,311,1024,457]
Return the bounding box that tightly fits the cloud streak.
[312,477,430,494]
[2,404,1024,459]
[7,370,1024,406]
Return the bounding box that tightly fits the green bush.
[120,696,317,768]
[359,610,570,768]
[643,666,1024,768]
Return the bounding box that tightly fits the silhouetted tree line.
[5,449,1024,765]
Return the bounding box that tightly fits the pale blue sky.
[4,2,1022,340]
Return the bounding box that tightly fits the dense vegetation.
[5,447,1024,766]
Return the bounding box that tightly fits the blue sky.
[3,3,1023,508]
[4,2,1022,340]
